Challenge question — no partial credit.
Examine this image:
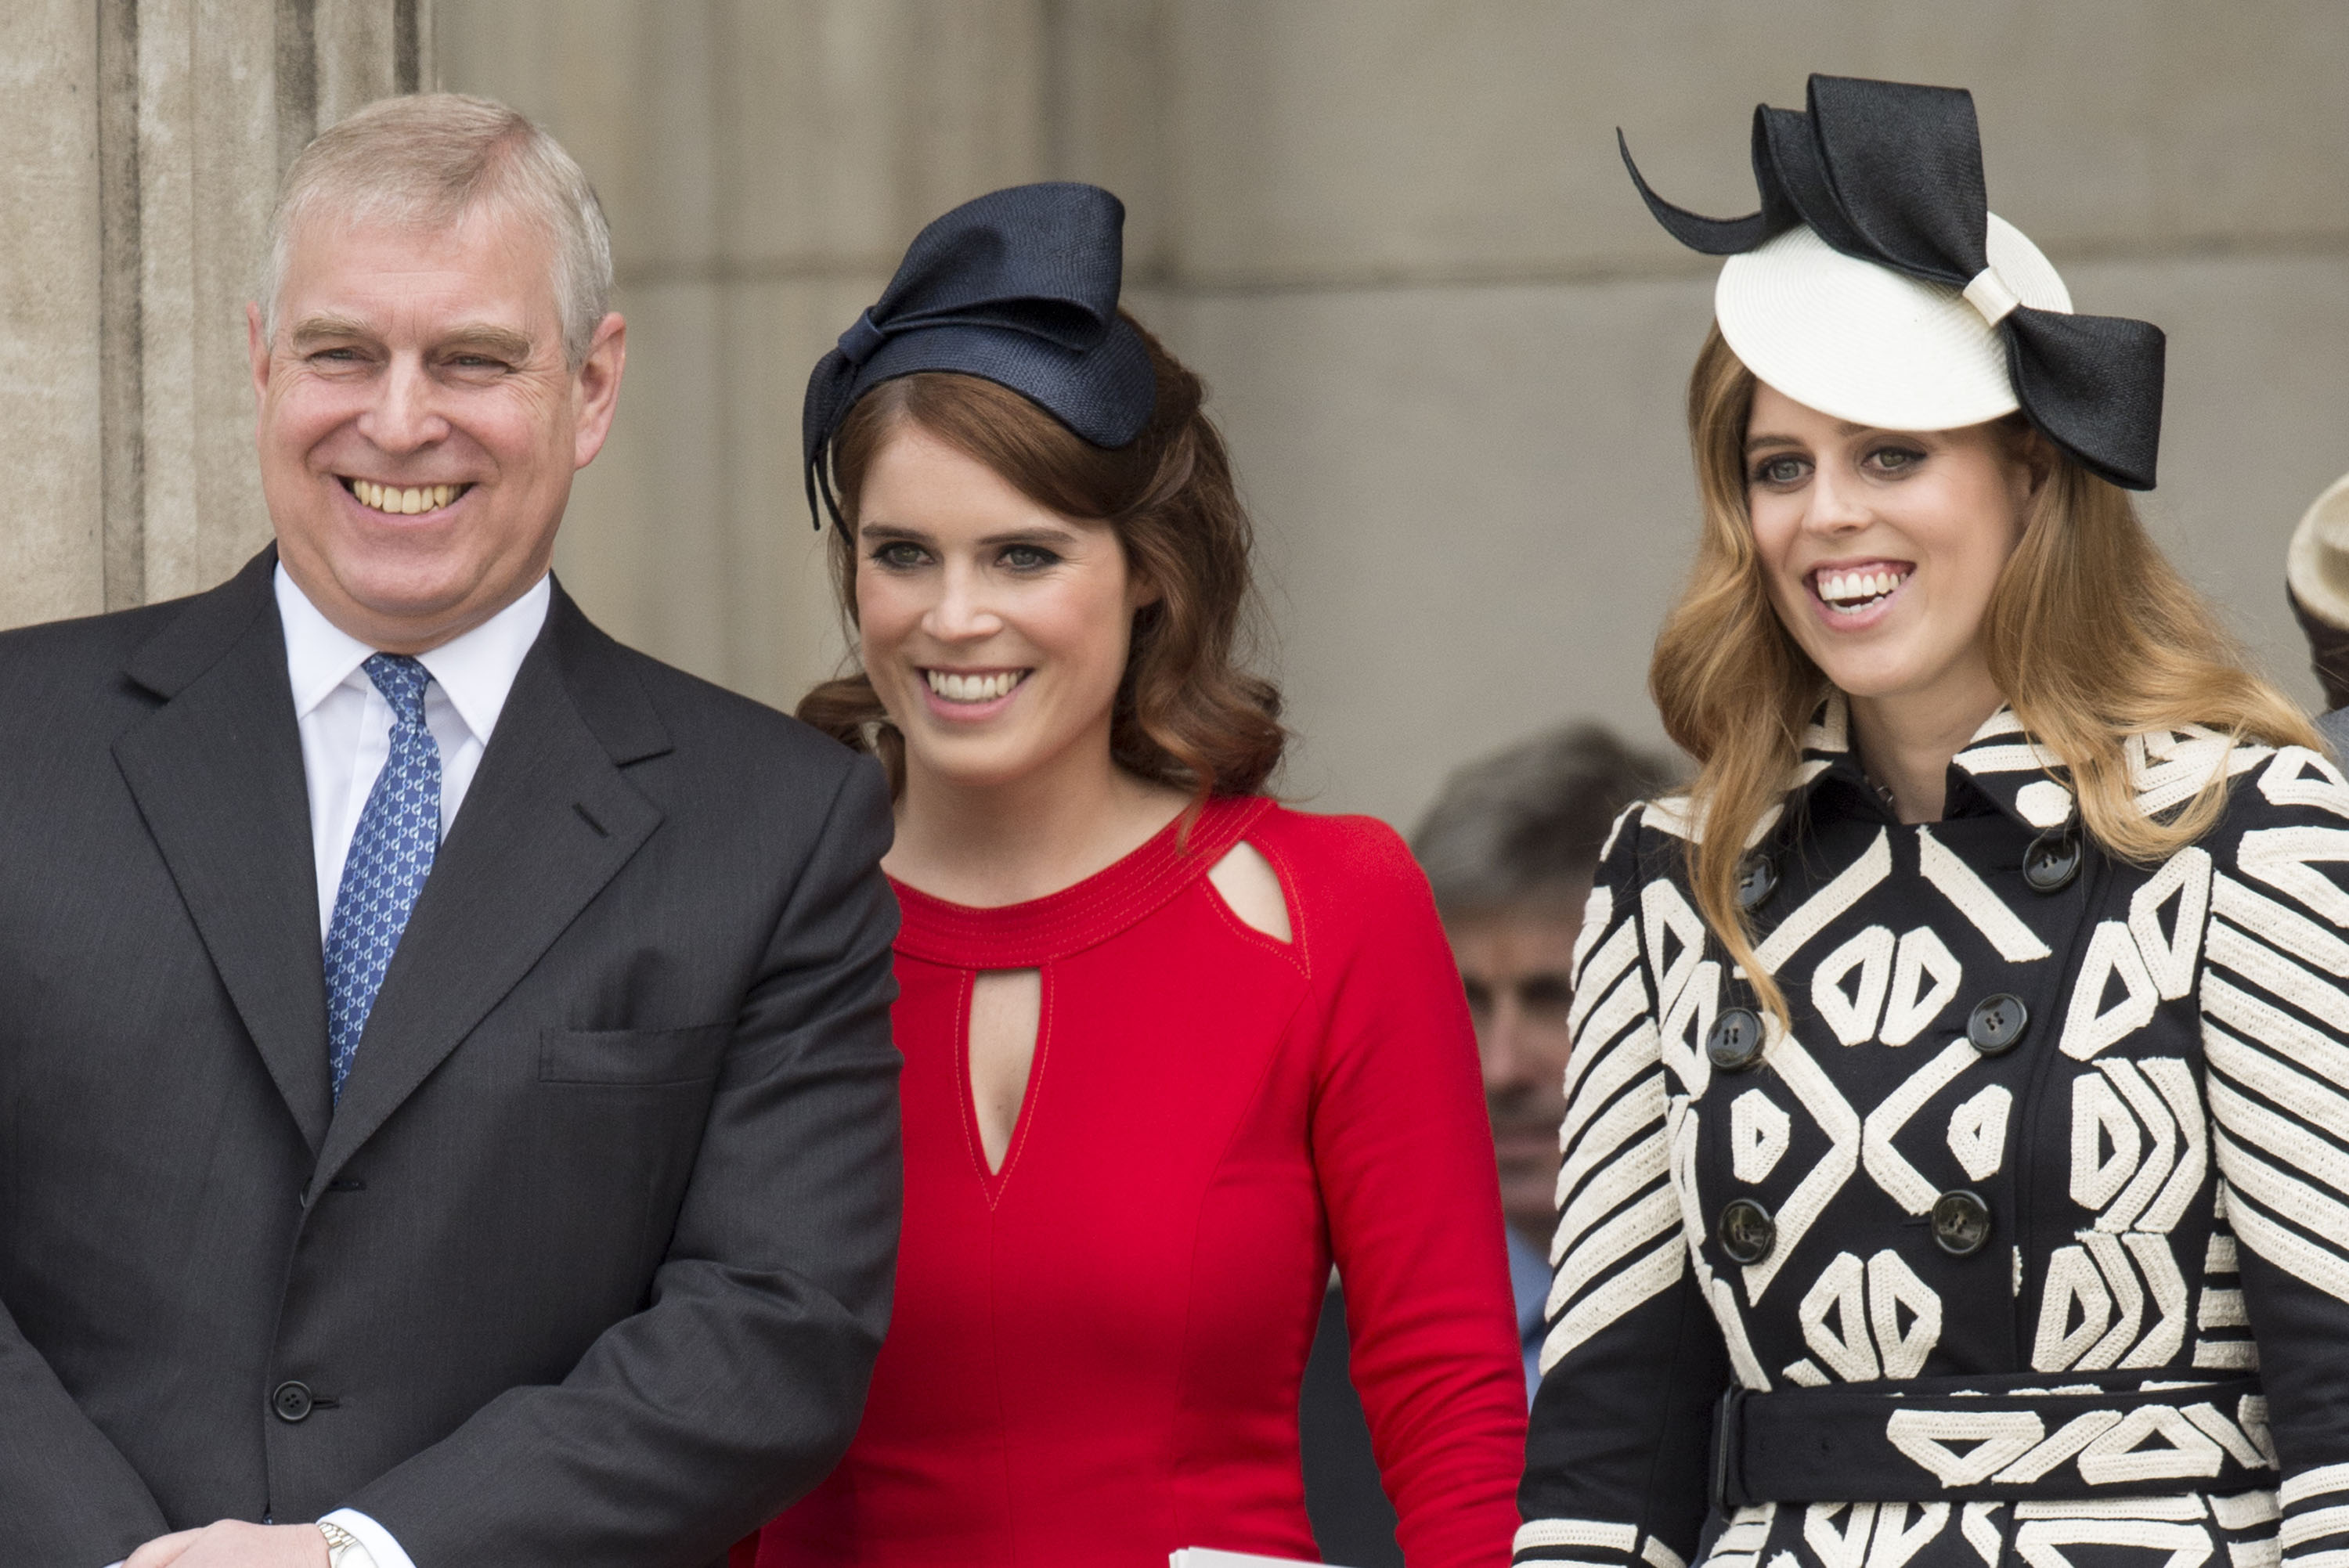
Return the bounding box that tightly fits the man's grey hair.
[1413,723,1683,915]
[263,92,613,366]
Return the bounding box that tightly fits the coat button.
[1707,1007,1766,1072]
[1967,993,2030,1055]
[1931,1190,1993,1256]
[2023,831,2080,892]
[270,1380,315,1422]
[1737,854,1780,910]
[1719,1198,1776,1264]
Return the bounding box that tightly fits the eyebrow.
[859,521,1084,546]
[284,316,536,362]
[438,325,536,362]
[1745,420,1876,454]
[287,315,377,350]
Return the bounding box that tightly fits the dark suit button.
[1967,994,2029,1055]
[270,1381,314,1422]
[1719,1198,1775,1263]
[1707,1007,1766,1072]
[2024,831,2080,892]
[1931,1190,1993,1256]
[1736,854,1780,910]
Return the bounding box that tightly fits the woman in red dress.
[755,183,1526,1568]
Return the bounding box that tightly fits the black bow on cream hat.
[801,182,1156,530]
[1621,74,2166,490]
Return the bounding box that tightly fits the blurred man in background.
[1413,723,1683,1391]
[1301,723,1679,1566]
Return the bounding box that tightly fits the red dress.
[756,795,1526,1568]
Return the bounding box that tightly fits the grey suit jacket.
[2319,705,2349,761]
[0,550,903,1566]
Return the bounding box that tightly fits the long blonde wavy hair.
[1652,326,2321,1023]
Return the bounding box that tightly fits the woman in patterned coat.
[1518,76,2346,1568]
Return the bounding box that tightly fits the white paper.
[1171,1549,1339,1568]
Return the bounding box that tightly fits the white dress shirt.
[118,568,554,1568]
[276,563,550,933]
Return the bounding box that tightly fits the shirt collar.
[1784,691,2077,838]
[274,563,552,746]
[1505,1226,1550,1340]
[275,564,374,719]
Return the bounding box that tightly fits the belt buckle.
[1711,1386,1748,1515]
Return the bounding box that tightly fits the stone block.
[1163,277,1711,825]
[1167,0,2349,285]
[441,0,1049,280]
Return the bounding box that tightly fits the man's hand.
[123,1521,330,1568]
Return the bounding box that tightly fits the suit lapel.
[313,589,667,1187]
[113,551,334,1152]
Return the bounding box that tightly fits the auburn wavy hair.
[1654,325,2320,1024]
[796,313,1286,802]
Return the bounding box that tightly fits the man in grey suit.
[0,94,901,1568]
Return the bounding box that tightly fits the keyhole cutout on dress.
[969,968,1041,1175]
[1207,841,1292,943]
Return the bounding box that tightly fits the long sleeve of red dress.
[759,796,1525,1568]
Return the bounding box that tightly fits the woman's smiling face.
[853,423,1149,793]
[1745,380,2041,706]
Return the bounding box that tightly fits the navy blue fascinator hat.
[1621,74,2165,490]
[801,182,1156,530]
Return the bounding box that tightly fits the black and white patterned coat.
[1519,699,2349,1568]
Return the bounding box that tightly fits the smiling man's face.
[249,200,624,653]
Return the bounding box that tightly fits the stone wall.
[443,2,2349,827]
[0,0,430,627]
[1152,3,2349,820]
[19,4,2343,830]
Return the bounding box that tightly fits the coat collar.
[1785,692,2077,838]
[115,549,335,1149]
[125,546,672,768]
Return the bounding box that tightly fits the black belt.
[1711,1372,2275,1508]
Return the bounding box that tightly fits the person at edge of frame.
[2284,471,2349,758]
[746,182,1529,1568]
[0,92,902,1568]
[1517,74,2349,1568]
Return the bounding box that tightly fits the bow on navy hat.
[1621,75,2166,490]
[802,182,1156,530]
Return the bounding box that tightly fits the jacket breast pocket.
[538,1022,733,1087]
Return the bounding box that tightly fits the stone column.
[0,0,431,630]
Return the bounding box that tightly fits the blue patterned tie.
[323,654,442,1101]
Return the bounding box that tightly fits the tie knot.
[363,652,431,723]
